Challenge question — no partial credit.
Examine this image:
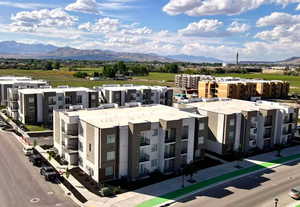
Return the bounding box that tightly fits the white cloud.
[297,3,300,9]
[257,12,300,27]
[163,0,300,16]
[10,8,78,32]
[65,0,137,14]
[66,0,100,14]
[227,21,250,33]
[0,1,56,9]
[178,19,223,36]
[78,17,120,33]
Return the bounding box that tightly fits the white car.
[289,187,300,199]
[23,146,34,156]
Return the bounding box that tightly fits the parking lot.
[0,130,77,207]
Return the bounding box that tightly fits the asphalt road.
[173,159,300,207]
[0,131,77,207]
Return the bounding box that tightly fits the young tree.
[183,161,197,182]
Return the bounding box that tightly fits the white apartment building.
[175,74,214,89]
[95,84,173,106]
[0,76,48,106]
[53,104,208,182]
[176,99,298,156]
[13,87,98,126]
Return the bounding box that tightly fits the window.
[79,123,83,136]
[151,144,158,152]
[58,96,63,101]
[105,167,113,176]
[107,151,115,161]
[91,94,96,100]
[65,96,71,104]
[48,106,53,113]
[78,141,83,152]
[58,105,64,109]
[77,95,82,104]
[199,122,205,130]
[78,156,83,167]
[229,131,234,139]
[152,129,158,136]
[107,134,115,144]
[48,97,56,105]
[88,144,92,152]
[151,159,158,168]
[28,97,34,104]
[198,136,204,144]
[182,126,189,139]
[229,119,235,126]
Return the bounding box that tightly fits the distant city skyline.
[0,0,300,61]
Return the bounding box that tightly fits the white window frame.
[105,166,113,176]
[107,134,116,144]
[198,136,204,144]
[107,151,115,161]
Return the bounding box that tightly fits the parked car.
[29,154,43,166]
[23,146,34,156]
[40,166,59,181]
[289,187,300,199]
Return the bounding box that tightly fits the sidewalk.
[33,145,300,207]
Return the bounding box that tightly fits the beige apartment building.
[53,104,208,182]
[176,99,298,156]
[175,74,214,89]
[198,78,289,100]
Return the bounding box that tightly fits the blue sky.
[0,0,300,61]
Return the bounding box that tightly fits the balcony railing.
[165,136,176,143]
[139,154,150,162]
[181,148,187,154]
[264,121,272,127]
[164,152,175,159]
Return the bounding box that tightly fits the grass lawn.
[134,72,175,82]
[0,70,174,88]
[25,124,49,131]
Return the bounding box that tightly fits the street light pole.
[274,198,279,207]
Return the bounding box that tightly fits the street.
[0,130,77,207]
[173,159,300,207]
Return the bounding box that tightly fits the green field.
[0,69,299,94]
[0,70,174,88]
[25,125,49,131]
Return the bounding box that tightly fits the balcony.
[264,121,272,127]
[140,137,150,146]
[181,147,187,154]
[264,133,271,139]
[139,153,150,162]
[165,136,176,143]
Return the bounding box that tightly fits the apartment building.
[53,104,208,182]
[0,77,48,106]
[13,87,98,126]
[198,78,289,100]
[175,74,214,89]
[176,99,298,156]
[95,84,173,106]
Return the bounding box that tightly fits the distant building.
[95,84,173,106]
[8,87,98,126]
[176,99,298,156]
[198,77,289,100]
[53,104,208,182]
[175,74,214,89]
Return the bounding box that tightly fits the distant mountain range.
[0,41,224,63]
[0,41,299,64]
[167,54,223,63]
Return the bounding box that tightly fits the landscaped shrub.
[100,187,114,197]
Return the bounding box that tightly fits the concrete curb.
[157,156,300,207]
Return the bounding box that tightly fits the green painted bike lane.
[136,153,300,207]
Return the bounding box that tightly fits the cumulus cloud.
[178,19,223,36]
[227,21,250,33]
[66,0,100,14]
[78,17,120,33]
[257,12,300,27]
[163,0,300,16]
[10,8,78,32]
